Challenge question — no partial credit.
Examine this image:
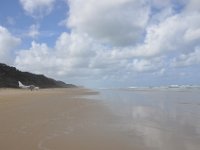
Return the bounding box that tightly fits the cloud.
[67,0,150,47]
[185,0,200,12]
[15,41,59,75]
[171,47,200,67]
[15,32,97,77]
[0,26,21,64]
[110,11,200,59]
[15,31,165,84]
[20,0,55,18]
[62,0,200,61]
[27,24,40,38]
[127,57,164,72]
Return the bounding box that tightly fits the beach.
[0,88,200,150]
[0,88,135,150]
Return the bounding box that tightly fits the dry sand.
[0,88,137,150]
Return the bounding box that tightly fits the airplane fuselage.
[18,81,39,91]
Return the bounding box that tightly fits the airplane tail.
[18,81,24,87]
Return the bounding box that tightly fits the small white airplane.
[18,81,39,91]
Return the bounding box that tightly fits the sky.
[0,0,200,88]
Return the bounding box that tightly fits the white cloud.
[20,0,55,18]
[28,24,40,38]
[184,28,200,42]
[0,26,21,64]
[110,11,200,60]
[185,0,200,12]
[15,41,66,76]
[67,0,150,46]
[15,32,97,77]
[15,32,165,83]
[127,57,164,72]
[171,47,200,67]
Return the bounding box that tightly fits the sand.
[1,88,200,150]
[0,88,137,150]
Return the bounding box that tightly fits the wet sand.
[96,88,200,150]
[0,88,200,150]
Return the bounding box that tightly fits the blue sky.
[0,0,200,88]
